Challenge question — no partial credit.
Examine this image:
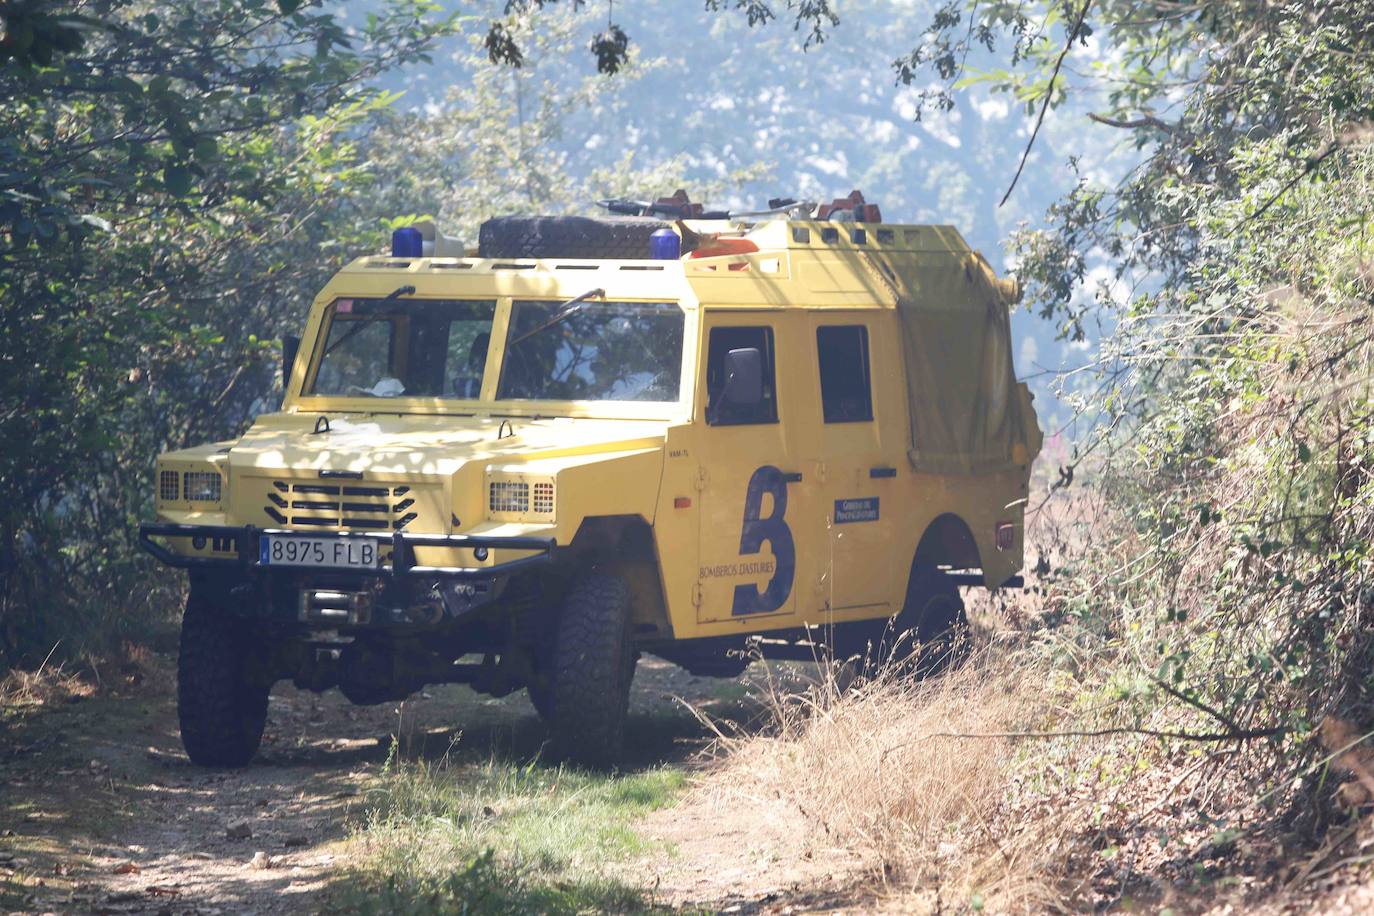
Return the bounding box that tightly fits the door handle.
[869,467,897,479]
[780,471,804,484]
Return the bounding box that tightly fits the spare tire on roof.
[478,215,668,260]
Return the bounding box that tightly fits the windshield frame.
[289,293,696,421]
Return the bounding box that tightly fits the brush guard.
[137,522,554,580]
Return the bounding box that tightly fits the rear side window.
[705,326,778,425]
[817,325,873,423]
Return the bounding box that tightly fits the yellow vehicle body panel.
[151,218,1039,643]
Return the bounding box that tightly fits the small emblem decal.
[834,497,879,524]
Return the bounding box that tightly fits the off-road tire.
[545,573,637,769]
[177,591,269,768]
[527,674,554,721]
[479,215,666,260]
[891,566,970,675]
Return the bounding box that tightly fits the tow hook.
[441,580,494,617]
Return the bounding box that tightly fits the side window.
[705,326,778,426]
[817,325,873,423]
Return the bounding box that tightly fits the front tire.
[177,589,269,767]
[527,673,554,721]
[545,573,637,769]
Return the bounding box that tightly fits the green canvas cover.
[864,251,1043,475]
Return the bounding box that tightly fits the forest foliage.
[5,1,1374,838]
[0,1,733,664]
[2,0,1373,904]
[896,0,1374,862]
[1,0,452,661]
[1033,0,1368,743]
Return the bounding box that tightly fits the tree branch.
[1000,0,1093,207]
[923,724,1286,742]
[1088,111,1175,133]
[1230,141,1342,233]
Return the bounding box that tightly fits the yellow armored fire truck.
[140,191,1042,768]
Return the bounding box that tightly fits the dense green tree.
[895,0,1374,811]
[0,2,739,665]
[0,0,460,662]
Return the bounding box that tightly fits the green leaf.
[194,137,219,162]
[163,164,193,197]
[278,0,303,13]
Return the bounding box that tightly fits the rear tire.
[889,566,970,675]
[545,573,637,769]
[177,590,269,768]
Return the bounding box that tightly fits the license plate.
[259,535,378,569]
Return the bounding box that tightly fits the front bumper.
[137,522,555,580]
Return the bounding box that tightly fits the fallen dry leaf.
[112,862,141,875]
[146,885,180,897]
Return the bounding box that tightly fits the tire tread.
[177,592,267,768]
[547,573,635,768]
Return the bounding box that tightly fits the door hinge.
[692,581,703,607]
[695,466,709,491]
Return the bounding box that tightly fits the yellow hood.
[227,413,669,477]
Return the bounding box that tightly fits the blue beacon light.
[649,227,681,260]
[391,226,423,257]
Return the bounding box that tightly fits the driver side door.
[694,317,814,626]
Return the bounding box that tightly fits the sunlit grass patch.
[335,753,686,912]
[334,849,658,915]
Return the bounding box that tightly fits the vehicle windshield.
[308,298,496,399]
[496,299,684,403]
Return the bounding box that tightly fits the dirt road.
[1,654,867,914]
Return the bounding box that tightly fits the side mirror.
[721,347,763,406]
[282,335,301,388]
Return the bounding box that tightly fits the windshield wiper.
[509,288,605,347]
[323,284,416,357]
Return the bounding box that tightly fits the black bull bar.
[138,522,555,579]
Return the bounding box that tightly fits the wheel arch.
[913,512,982,569]
[564,515,673,641]
[901,512,982,600]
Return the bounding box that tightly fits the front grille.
[263,481,419,531]
[184,471,222,502]
[532,482,555,514]
[489,481,529,513]
[159,470,179,502]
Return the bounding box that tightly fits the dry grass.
[0,664,94,707]
[0,642,157,709]
[705,645,1081,913]
[683,456,1370,913]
